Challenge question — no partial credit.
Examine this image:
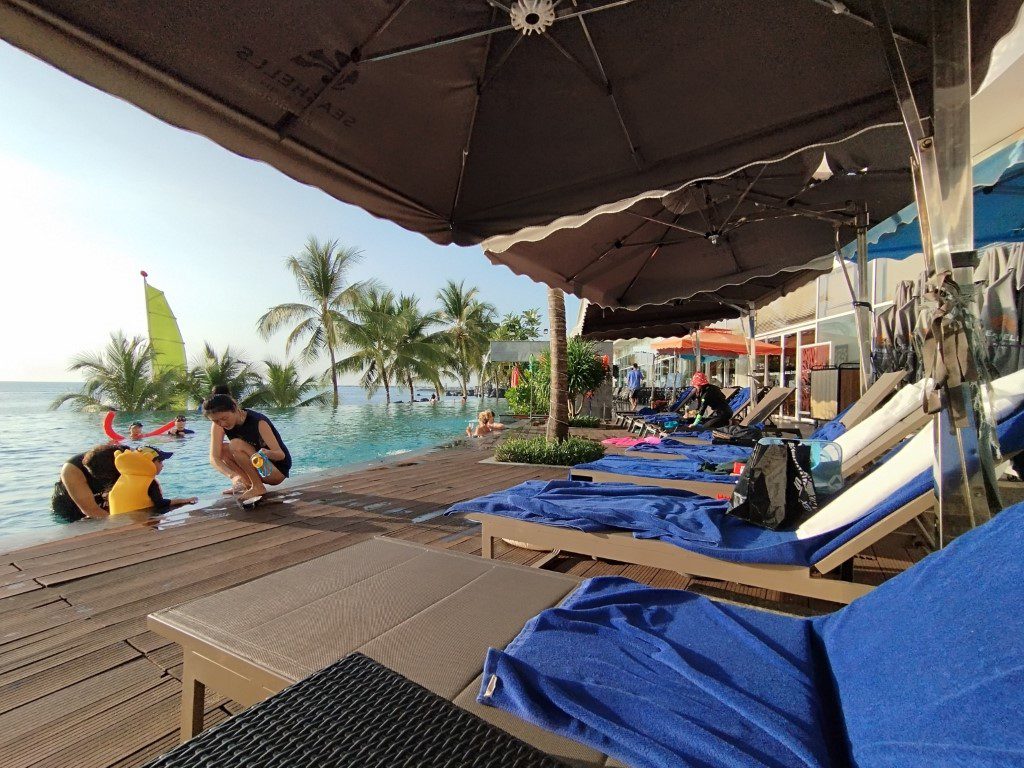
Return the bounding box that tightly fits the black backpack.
[729,441,818,530]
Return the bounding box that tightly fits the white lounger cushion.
[797,369,1024,539]
[832,379,929,462]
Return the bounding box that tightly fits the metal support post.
[744,309,759,406]
[869,0,997,545]
[854,219,875,394]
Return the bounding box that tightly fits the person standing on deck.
[627,363,644,410]
[202,394,292,507]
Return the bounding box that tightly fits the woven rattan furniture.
[142,652,568,768]
[148,537,616,766]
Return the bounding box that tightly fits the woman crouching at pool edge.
[202,393,292,506]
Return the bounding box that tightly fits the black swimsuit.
[224,410,292,477]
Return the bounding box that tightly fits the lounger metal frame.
[468,492,935,605]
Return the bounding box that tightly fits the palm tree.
[335,288,402,403]
[183,342,262,406]
[247,360,330,407]
[546,287,569,442]
[51,332,181,411]
[391,295,446,402]
[436,280,496,398]
[257,236,371,407]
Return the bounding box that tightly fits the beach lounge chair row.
[587,375,931,495]
[613,386,694,428]
[631,386,746,435]
[153,432,1024,766]
[638,385,793,438]
[456,368,1024,604]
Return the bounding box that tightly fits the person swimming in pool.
[127,422,144,441]
[168,415,195,437]
[202,393,292,506]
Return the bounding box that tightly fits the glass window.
[874,251,926,306]
[817,261,861,317]
[817,314,860,365]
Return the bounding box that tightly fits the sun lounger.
[620,371,908,461]
[614,387,693,426]
[631,387,748,434]
[622,386,738,433]
[147,537,609,765]
[477,502,1024,767]
[585,378,933,491]
[455,382,1024,603]
[143,652,564,768]
[641,386,792,438]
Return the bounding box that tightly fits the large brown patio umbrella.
[577,257,833,340]
[483,123,922,308]
[1,1,1019,246]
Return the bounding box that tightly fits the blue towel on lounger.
[627,441,753,463]
[448,481,728,546]
[573,454,736,484]
[455,406,1024,567]
[479,501,1024,768]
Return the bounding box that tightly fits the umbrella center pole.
[869,0,999,544]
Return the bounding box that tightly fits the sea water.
[0,382,496,543]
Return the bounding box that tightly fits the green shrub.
[568,416,601,428]
[504,385,549,414]
[494,436,605,466]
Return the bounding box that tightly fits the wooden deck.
[0,429,933,767]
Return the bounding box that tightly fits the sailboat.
[142,270,187,405]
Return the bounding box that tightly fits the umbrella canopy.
[484,123,920,307]
[1,1,1019,246]
[652,329,782,358]
[844,138,1024,261]
[577,256,832,340]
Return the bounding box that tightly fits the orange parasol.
[652,328,782,357]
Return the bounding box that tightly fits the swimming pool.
[0,382,499,544]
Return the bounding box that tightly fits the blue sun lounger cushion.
[573,454,738,485]
[478,502,1024,768]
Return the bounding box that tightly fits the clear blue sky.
[0,41,579,382]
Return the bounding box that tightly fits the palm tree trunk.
[408,373,415,402]
[547,287,569,442]
[383,371,391,403]
[328,344,339,407]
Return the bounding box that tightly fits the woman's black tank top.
[225,410,292,477]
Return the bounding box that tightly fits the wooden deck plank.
[0,437,919,767]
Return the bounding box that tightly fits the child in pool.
[466,410,506,437]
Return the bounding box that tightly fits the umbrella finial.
[510,0,555,35]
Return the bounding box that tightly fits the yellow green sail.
[143,276,187,393]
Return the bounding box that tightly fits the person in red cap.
[677,372,733,431]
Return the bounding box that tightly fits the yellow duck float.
[108,448,159,515]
